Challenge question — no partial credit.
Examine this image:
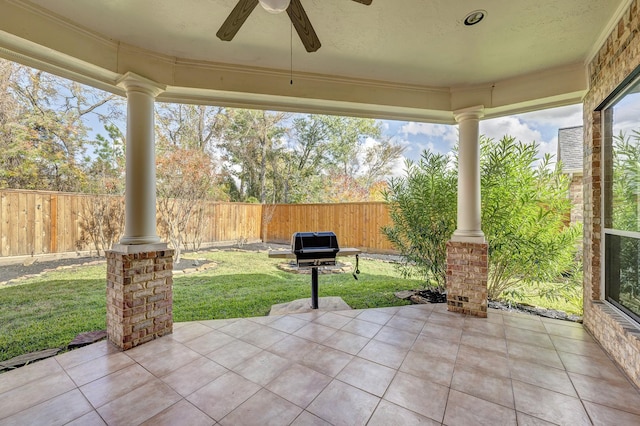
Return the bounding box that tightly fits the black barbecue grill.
[291,231,340,268]
[268,232,360,310]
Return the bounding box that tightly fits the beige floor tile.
[502,315,546,333]
[395,304,434,320]
[0,370,76,420]
[569,372,640,415]
[55,341,119,370]
[463,317,506,338]
[400,350,455,386]
[0,357,63,394]
[312,312,353,329]
[451,366,514,409]
[444,389,517,426]
[65,351,134,387]
[141,400,214,426]
[136,344,204,377]
[266,363,332,407]
[182,329,236,355]
[301,345,353,377]
[460,330,508,355]
[124,335,181,359]
[505,326,554,349]
[411,335,459,362]
[334,308,362,318]
[307,380,380,426]
[172,321,217,343]
[549,334,609,359]
[65,410,107,426]
[96,379,182,425]
[506,340,564,369]
[79,363,155,408]
[512,380,591,425]
[558,351,631,384]
[336,357,396,397]
[239,325,288,349]
[385,315,426,334]
[373,326,419,350]
[486,311,505,324]
[0,389,93,426]
[221,389,302,426]
[368,400,440,426]
[420,322,463,342]
[161,356,228,396]
[358,339,409,369]
[340,318,383,338]
[583,400,640,426]
[322,329,370,355]
[187,371,261,421]
[293,322,338,343]
[247,314,278,325]
[291,311,327,322]
[206,339,262,369]
[383,371,449,423]
[543,322,594,341]
[515,411,557,425]
[291,410,332,425]
[198,318,239,329]
[356,309,393,325]
[218,318,264,338]
[232,350,290,386]
[455,345,510,378]
[268,335,322,362]
[427,312,466,329]
[268,315,309,333]
[509,359,576,396]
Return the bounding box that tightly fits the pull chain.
[290,20,293,85]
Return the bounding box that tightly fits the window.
[603,75,640,323]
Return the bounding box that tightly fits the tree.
[383,135,581,299]
[217,109,288,202]
[0,59,122,191]
[382,152,457,291]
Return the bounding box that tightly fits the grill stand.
[311,267,319,309]
[268,247,361,310]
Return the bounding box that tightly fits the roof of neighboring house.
[558,126,583,174]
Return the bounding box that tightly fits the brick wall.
[583,0,640,388]
[569,175,583,224]
[446,241,488,318]
[106,249,174,350]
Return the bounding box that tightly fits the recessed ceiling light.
[464,10,486,26]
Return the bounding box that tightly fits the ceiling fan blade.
[216,0,260,41]
[352,0,372,4]
[287,0,321,53]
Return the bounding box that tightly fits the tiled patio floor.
[1,303,640,425]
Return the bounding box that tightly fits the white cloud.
[400,122,458,146]
[480,116,543,144]
[516,104,583,128]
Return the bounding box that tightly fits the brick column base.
[106,247,174,350]
[446,241,488,318]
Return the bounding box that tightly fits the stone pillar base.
[106,247,174,350]
[446,241,488,318]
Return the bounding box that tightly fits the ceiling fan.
[216,0,372,53]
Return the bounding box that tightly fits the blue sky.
[382,103,584,170]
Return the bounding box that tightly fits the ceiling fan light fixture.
[259,0,291,14]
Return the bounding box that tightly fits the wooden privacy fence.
[0,189,263,257]
[0,189,395,257]
[264,202,395,253]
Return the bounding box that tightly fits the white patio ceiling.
[0,0,630,123]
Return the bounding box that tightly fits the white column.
[452,105,485,243]
[117,73,166,246]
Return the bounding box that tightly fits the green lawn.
[0,250,420,363]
